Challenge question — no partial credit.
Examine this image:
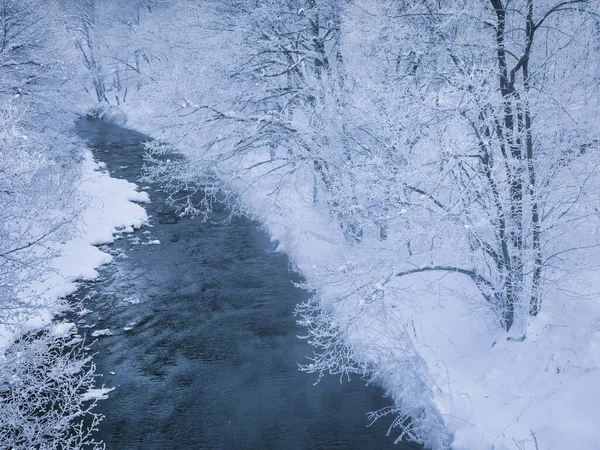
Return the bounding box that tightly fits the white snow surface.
[0,150,148,350]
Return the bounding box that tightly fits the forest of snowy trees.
[1,0,600,448]
[0,1,104,448]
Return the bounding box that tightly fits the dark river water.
[73,119,414,450]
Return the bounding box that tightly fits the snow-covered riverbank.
[230,171,600,449]
[126,105,600,450]
[0,148,149,350]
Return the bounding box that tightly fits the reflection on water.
[73,120,414,450]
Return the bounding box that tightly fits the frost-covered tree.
[65,0,108,104]
[0,105,77,325]
[65,0,160,108]
[0,0,51,97]
[338,0,600,332]
[142,0,372,238]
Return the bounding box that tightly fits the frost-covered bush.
[0,105,80,325]
[295,292,450,449]
[0,331,103,450]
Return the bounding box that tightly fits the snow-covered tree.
[142,0,385,240]
[339,0,600,332]
[0,104,78,325]
[65,0,160,108]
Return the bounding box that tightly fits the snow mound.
[81,387,115,402]
[50,322,77,338]
[91,329,113,337]
[86,104,128,126]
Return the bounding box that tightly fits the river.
[73,119,416,450]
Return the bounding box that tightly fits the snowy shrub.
[295,295,371,382]
[0,331,103,450]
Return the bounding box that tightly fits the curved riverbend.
[74,120,414,450]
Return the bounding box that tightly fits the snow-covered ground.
[0,150,149,350]
[235,174,600,450]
